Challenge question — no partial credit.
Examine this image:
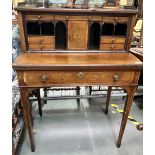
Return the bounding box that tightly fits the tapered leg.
[36,89,42,117]
[123,95,128,116]
[116,87,136,148]
[29,100,33,126]
[28,91,34,125]
[20,88,35,152]
[104,86,112,114]
[43,88,47,104]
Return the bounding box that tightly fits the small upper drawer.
[54,15,67,21]
[102,17,115,23]
[89,16,102,21]
[68,16,89,20]
[26,15,54,21]
[100,43,125,51]
[102,17,129,23]
[117,17,129,23]
[100,37,126,44]
[29,43,55,50]
[28,36,55,44]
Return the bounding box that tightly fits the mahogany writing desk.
[14,3,141,152]
[13,52,142,151]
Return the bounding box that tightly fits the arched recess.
[55,22,66,50]
[89,22,101,49]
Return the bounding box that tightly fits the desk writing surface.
[13,52,142,70]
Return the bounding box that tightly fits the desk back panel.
[16,8,137,53]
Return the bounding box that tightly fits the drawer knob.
[41,74,48,82]
[38,15,41,19]
[77,72,84,79]
[111,45,114,50]
[112,39,115,43]
[113,74,120,81]
[40,45,43,50]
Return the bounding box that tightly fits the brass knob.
[115,17,118,21]
[112,39,115,43]
[111,45,114,50]
[89,17,92,20]
[77,72,84,79]
[41,74,48,82]
[66,16,69,19]
[113,74,120,81]
[38,15,41,19]
[40,45,43,50]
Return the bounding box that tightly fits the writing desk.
[13,52,142,151]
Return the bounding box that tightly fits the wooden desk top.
[13,52,142,71]
[130,48,143,61]
[15,7,138,14]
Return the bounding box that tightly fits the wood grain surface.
[22,70,136,86]
[13,52,142,70]
[15,7,138,14]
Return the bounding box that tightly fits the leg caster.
[31,144,35,152]
[116,143,121,148]
[104,109,108,114]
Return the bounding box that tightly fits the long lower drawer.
[22,70,136,86]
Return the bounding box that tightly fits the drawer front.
[26,15,54,21]
[54,15,67,20]
[100,37,126,44]
[29,43,55,50]
[68,16,89,21]
[100,44,125,50]
[102,17,129,23]
[102,17,115,23]
[117,17,129,23]
[90,16,102,21]
[23,71,135,86]
[28,36,55,44]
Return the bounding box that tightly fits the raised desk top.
[15,7,138,14]
[13,52,142,71]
